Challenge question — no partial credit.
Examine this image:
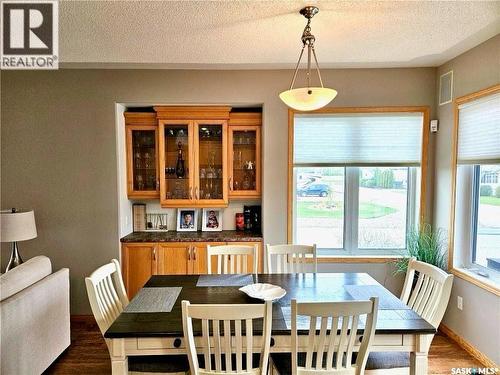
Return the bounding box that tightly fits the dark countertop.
[120,230,263,243]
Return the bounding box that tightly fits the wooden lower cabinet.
[122,240,263,298]
[157,243,191,275]
[121,243,157,299]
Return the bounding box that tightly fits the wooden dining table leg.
[410,334,430,375]
[110,338,128,375]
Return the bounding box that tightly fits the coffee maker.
[243,205,261,234]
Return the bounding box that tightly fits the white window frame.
[292,166,418,256]
[452,164,500,287]
[449,85,500,296]
[288,107,429,260]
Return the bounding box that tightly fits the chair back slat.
[234,319,243,372]
[266,244,317,274]
[246,318,253,371]
[400,258,454,329]
[85,259,129,336]
[182,302,272,375]
[207,245,258,275]
[202,319,211,371]
[290,298,378,375]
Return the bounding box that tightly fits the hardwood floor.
[45,316,483,375]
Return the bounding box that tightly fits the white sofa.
[0,256,70,374]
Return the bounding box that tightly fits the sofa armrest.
[1,268,71,375]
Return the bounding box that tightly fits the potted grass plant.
[395,223,448,274]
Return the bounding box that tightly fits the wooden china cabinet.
[155,106,230,208]
[125,113,160,199]
[228,112,262,199]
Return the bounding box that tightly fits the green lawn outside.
[297,201,397,219]
[480,196,500,206]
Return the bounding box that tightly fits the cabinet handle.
[188,246,191,261]
[153,248,156,261]
[193,247,197,261]
[156,179,160,190]
[189,187,193,200]
[195,186,199,200]
[229,177,233,191]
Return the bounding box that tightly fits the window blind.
[293,113,423,165]
[458,91,500,164]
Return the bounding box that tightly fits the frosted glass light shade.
[1,210,37,242]
[279,87,337,111]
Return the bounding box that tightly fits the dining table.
[105,273,436,375]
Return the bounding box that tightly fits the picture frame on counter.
[202,208,223,232]
[177,209,198,231]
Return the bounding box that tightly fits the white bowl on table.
[239,283,286,301]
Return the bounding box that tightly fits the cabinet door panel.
[194,121,228,207]
[126,125,159,199]
[192,242,225,274]
[121,244,155,299]
[229,126,261,198]
[159,121,195,207]
[157,243,191,275]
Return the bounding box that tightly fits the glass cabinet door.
[127,125,159,198]
[195,121,228,205]
[159,121,194,206]
[229,126,261,198]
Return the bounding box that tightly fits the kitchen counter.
[120,230,263,243]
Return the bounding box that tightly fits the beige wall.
[433,34,500,364]
[1,68,436,313]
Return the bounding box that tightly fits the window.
[289,109,428,256]
[473,165,500,269]
[451,86,500,293]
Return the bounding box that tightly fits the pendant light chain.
[279,6,337,111]
[311,46,324,88]
[288,9,324,90]
[289,45,306,90]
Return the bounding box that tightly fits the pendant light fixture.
[279,6,337,111]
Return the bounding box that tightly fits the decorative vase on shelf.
[175,141,185,178]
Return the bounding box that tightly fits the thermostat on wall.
[430,120,439,133]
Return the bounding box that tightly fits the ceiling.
[60,1,500,69]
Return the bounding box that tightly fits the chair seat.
[129,355,190,373]
[365,352,410,370]
[198,353,262,371]
[129,354,262,373]
[271,351,410,374]
[270,352,342,374]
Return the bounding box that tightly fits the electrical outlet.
[457,296,463,310]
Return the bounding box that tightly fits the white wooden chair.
[86,260,189,374]
[364,258,454,374]
[207,244,258,274]
[182,300,273,375]
[266,244,317,273]
[85,259,129,343]
[270,297,379,375]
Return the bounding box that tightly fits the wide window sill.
[450,267,500,296]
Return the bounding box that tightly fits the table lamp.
[1,209,37,272]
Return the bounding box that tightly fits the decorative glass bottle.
[175,141,185,178]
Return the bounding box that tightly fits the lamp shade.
[1,209,37,242]
[279,87,338,111]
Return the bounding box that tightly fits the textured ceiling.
[60,0,500,68]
